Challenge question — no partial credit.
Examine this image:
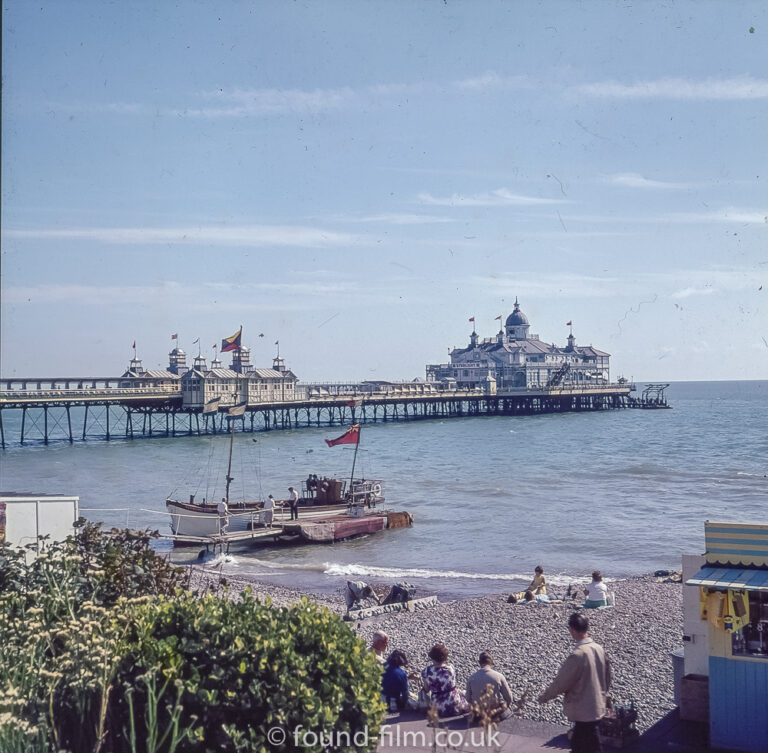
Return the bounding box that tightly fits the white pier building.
[426,299,610,392]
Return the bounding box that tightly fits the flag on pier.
[468,317,475,323]
[325,424,360,447]
[221,327,242,353]
[171,333,178,340]
[494,315,502,321]
[228,402,247,417]
[566,321,572,326]
[132,341,136,349]
[203,397,221,414]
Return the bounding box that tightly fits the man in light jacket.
[538,613,611,753]
[466,651,514,722]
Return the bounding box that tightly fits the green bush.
[0,522,186,752]
[0,526,385,753]
[108,592,385,752]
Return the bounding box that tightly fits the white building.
[426,299,610,391]
[180,351,297,409]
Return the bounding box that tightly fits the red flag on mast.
[325,425,360,447]
[566,321,572,326]
[468,317,475,322]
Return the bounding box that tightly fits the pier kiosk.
[685,521,768,753]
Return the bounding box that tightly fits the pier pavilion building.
[120,346,297,409]
[426,299,610,392]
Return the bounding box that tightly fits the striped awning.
[686,567,768,592]
[704,522,768,567]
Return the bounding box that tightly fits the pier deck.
[0,382,665,448]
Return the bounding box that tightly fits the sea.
[2,380,766,600]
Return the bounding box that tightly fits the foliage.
[0,522,185,752]
[0,525,384,752]
[109,592,385,752]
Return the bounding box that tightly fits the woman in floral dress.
[420,644,470,716]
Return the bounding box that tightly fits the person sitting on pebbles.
[508,566,548,603]
[466,651,514,723]
[382,650,420,711]
[420,644,470,717]
[370,630,389,665]
[583,570,608,608]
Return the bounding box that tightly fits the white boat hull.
[166,500,266,537]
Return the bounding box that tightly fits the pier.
[0,379,664,448]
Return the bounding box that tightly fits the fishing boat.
[165,412,385,538]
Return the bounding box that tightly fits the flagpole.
[349,425,361,502]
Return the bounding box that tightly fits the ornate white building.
[426,299,610,391]
[121,345,297,407]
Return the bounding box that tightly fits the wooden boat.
[165,409,385,538]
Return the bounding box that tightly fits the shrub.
[0,523,186,752]
[108,592,385,752]
[0,526,385,752]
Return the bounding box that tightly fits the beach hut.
[684,521,768,753]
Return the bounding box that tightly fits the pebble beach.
[189,568,683,733]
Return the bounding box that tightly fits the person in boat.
[345,580,380,613]
[466,651,514,723]
[217,497,229,533]
[371,630,389,665]
[287,486,299,520]
[583,571,608,608]
[508,565,547,603]
[263,495,276,527]
[420,644,470,717]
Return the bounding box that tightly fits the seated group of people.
[372,631,513,722]
[508,567,612,609]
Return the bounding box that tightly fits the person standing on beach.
[287,486,299,520]
[538,613,611,753]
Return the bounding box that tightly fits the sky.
[2,1,767,383]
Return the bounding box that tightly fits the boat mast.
[225,390,237,502]
[349,424,361,501]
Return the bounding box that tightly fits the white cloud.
[3,224,361,248]
[671,287,716,299]
[187,86,355,117]
[606,173,693,190]
[418,188,568,207]
[452,72,536,91]
[337,213,455,225]
[574,76,768,100]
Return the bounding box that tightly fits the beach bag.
[415,689,432,710]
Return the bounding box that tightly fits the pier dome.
[505,298,531,341]
[505,300,529,327]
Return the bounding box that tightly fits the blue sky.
[2,1,766,382]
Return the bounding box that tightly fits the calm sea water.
[2,381,766,599]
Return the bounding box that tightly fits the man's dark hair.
[568,612,589,633]
[535,565,543,574]
[478,651,493,666]
[387,649,408,668]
